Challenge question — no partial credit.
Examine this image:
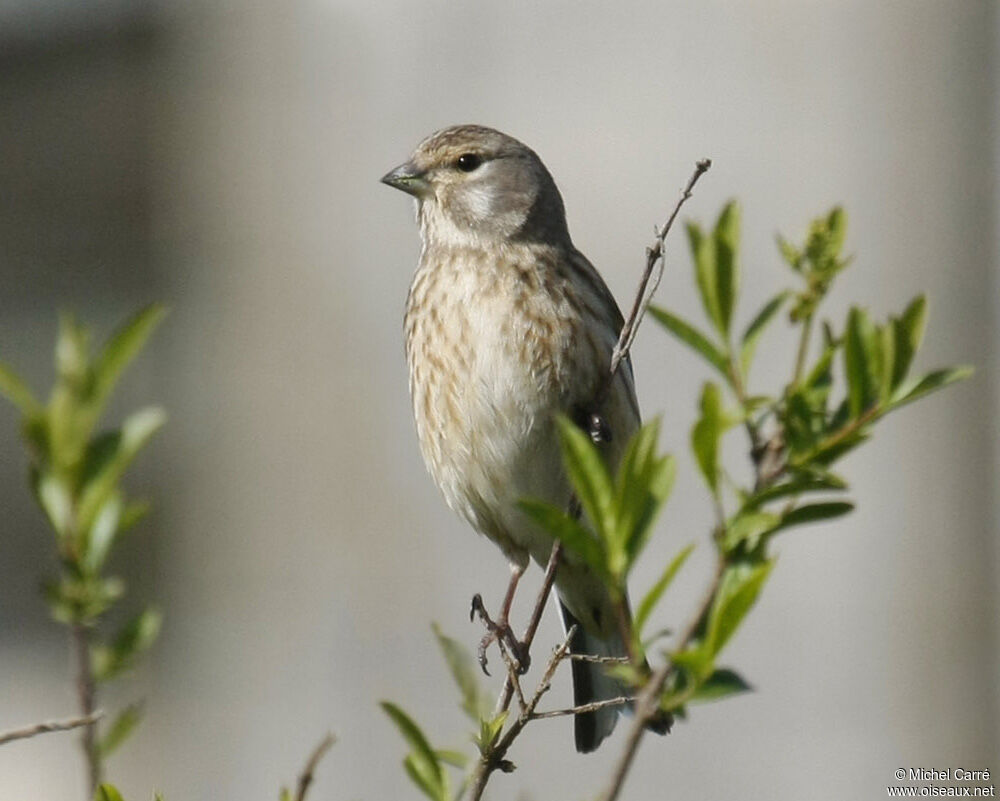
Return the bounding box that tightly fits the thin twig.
[529,696,632,721]
[0,711,104,747]
[292,733,336,801]
[567,653,630,664]
[599,556,725,801]
[492,541,563,719]
[469,628,576,801]
[606,158,713,388]
[71,622,101,796]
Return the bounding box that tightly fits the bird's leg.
[470,562,530,676]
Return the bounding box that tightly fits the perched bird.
[382,125,669,752]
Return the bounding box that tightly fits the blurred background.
[1,1,997,799]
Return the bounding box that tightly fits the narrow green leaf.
[518,498,606,580]
[431,624,488,722]
[380,702,443,798]
[691,383,726,495]
[85,492,123,572]
[722,511,781,552]
[706,561,774,657]
[554,415,615,543]
[0,361,41,416]
[687,221,722,333]
[878,322,896,405]
[31,470,73,539]
[91,304,167,412]
[94,785,125,801]
[615,420,675,572]
[434,749,469,769]
[888,366,973,412]
[77,406,166,534]
[843,307,878,417]
[94,607,162,682]
[739,291,788,377]
[690,667,753,703]
[648,307,730,378]
[776,235,802,271]
[119,500,150,533]
[829,207,848,253]
[476,710,508,754]
[98,703,143,758]
[635,543,695,635]
[773,502,854,534]
[713,201,741,336]
[891,295,928,389]
[668,646,713,683]
[742,475,847,511]
[56,313,91,385]
[403,753,447,801]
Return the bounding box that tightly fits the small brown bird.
[382,125,668,752]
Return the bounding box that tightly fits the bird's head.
[381,125,570,248]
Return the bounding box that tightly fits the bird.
[381,124,669,752]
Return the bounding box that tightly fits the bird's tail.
[558,601,672,753]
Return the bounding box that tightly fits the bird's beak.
[380,161,430,198]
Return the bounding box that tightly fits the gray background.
[0,1,997,799]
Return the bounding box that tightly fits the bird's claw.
[470,593,530,676]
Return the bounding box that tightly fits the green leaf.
[723,510,781,552]
[773,502,854,534]
[635,543,695,635]
[431,624,489,722]
[56,313,91,385]
[30,469,73,539]
[518,498,606,580]
[0,361,41,417]
[380,702,445,801]
[706,561,774,657]
[888,366,973,412]
[93,607,162,682]
[94,785,125,801]
[98,703,143,758]
[554,415,615,542]
[740,292,788,377]
[614,420,675,572]
[85,492,123,572]
[742,474,847,511]
[713,201,741,336]
[891,296,927,389]
[843,307,879,417]
[434,749,469,769]
[403,753,448,801]
[687,221,723,335]
[648,307,730,378]
[77,406,166,535]
[776,235,802,271]
[690,667,753,703]
[476,710,508,755]
[691,383,727,495]
[91,304,167,415]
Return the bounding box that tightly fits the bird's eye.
[455,153,482,172]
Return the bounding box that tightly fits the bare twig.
[292,733,336,801]
[469,628,576,801]
[530,696,632,721]
[71,622,101,795]
[491,540,563,720]
[0,711,104,747]
[606,158,713,392]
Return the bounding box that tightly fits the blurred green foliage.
[0,305,167,788]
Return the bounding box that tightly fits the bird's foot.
[470,594,530,676]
